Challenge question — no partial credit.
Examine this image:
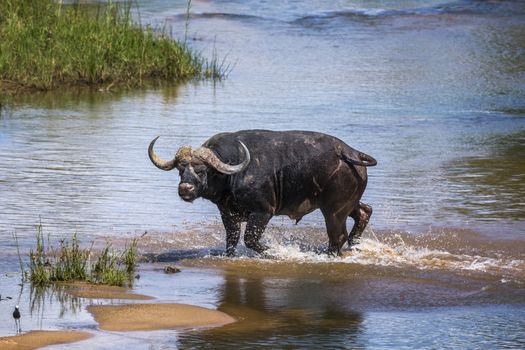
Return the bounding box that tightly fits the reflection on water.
[171,259,524,349]
[0,272,96,337]
[29,284,83,325]
[445,131,525,221]
[179,272,365,349]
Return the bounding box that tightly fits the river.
[0,0,524,348]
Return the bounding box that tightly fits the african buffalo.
[148,130,376,256]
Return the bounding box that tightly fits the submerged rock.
[164,265,181,274]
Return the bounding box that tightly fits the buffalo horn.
[193,141,250,175]
[148,136,178,171]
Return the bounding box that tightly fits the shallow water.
[0,252,523,349]
[0,0,524,348]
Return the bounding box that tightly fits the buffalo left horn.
[148,136,178,171]
[193,141,251,175]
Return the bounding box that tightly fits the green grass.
[26,224,139,287]
[0,0,224,93]
[90,239,138,286]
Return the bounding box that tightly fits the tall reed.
[28,223,50,285]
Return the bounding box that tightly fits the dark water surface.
[1,0,524,348]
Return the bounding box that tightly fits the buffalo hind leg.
[244,212,272,254]
[348,202,372,248]
[220,208,242,256]
[322,209,350,257]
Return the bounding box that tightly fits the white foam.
[354,8,389,16]
[262,233,524,276]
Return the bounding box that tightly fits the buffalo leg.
[220,209,242,256]
[322,209,349,256]
[244,212,272,254]
[348,201,372,247]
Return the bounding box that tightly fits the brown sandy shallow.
[0,330,92,350]
[65,281,154,300]
[88,303,236,331]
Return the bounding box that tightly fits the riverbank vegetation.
[16,224,139,287]
[0,0,223,93]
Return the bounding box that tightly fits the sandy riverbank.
[70,281,236,332]
[88,303,236,331]
[65,281,154,300]
[0,330,92,350]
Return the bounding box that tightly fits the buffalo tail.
[341,151,377,167]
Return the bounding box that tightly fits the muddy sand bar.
[0,330,92,350]
[66,282,154,300]
[89,303,236,331]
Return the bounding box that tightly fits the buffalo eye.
[176,161,187,172]
[194,166,207,176]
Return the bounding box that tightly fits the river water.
[0,0,524,348]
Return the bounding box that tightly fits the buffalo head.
[148,137,250,202]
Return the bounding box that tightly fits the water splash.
[263,230,524,280]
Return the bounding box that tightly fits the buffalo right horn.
[193,141,251,175]
[148,136,178,171]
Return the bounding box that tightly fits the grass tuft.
[23,224,139,287]
[0,0,225,93]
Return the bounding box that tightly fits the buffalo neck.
[200,171,229,204]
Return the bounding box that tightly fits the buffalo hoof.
[225,249,236,257]
[326,249,341,258]
[257,251,273,259]
[348,239,362,251]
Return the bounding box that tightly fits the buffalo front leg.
[244,212,272,254]
[220,209,242,257]
[348,201,372,247]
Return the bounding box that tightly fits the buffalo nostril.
[179,183,195,192]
